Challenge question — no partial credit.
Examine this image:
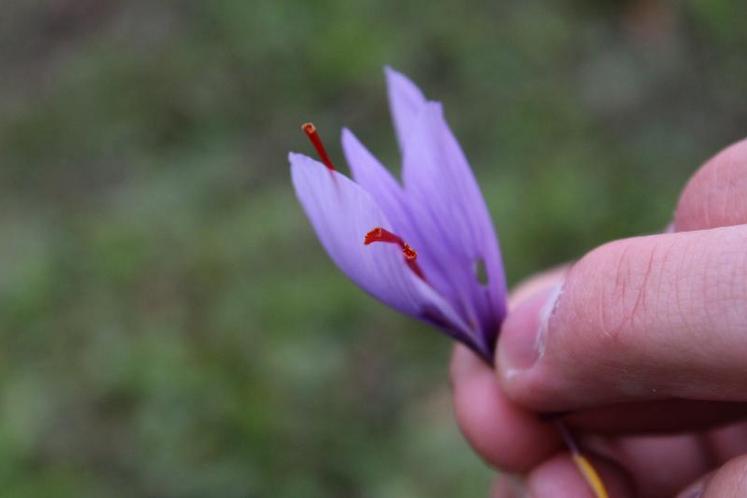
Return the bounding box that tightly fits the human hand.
[451,138,747,497]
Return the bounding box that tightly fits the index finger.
[450,344,560,473]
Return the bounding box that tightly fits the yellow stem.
[556,422,609,498]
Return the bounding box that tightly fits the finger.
[707,420,747,463]
[702,455,747,497]
[602,433,715,498]
[573,421,747,497]
[497,224,747,411]
[678,471,715,498]
[526,452,634,498]
[449,344,560,472]
[675,137,747,231]
[679,454,747,498]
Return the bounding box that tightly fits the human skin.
[450,138,747,497]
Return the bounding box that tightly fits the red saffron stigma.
[364,227,425,280]
[302,122,336,171]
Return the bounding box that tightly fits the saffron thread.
[364,227,426,281]
[302,122,336,171]
[556,422,609,498]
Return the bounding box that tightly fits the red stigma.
[364,227,401,246]
[364,227,425,280]
[302,122,336,171]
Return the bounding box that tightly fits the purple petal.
[400,103,508,353]
[385,67,427,154]
[289,152,472,339]
[343,127,478,342]
[341,128,411,235]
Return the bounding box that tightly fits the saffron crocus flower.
[289,68,507,364]
[289,69,610,498]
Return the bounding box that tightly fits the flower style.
[289,68,507,364]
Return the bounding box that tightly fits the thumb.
[496,137,747,412]
[677,455,747,498]
[495,225,747,411]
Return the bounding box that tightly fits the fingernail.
[500,283,563,374]
[677,485,703,498]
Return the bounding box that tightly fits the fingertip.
[450,345,561,472]
[499,285,560,374]
[675,137,747,231]
[496,284,563,409]
[697,454,747,497]
[450,343,489,385]
[527,452,635,498]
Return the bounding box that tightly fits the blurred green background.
[2,0,746,496]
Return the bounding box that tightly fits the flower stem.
[556,421,609,498]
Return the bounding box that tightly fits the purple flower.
[290,68,507,363]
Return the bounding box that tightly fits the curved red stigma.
[364,227,425,280]
[302,122,336,171]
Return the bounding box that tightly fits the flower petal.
[289,152,474,343]
[341,128,411,234]
[385,67,427,154]
[400,103,508,353]
[342,127,475,340]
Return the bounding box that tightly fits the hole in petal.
[473,258,488,286]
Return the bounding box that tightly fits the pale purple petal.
[385,67,427,154]
[289,152,474,343]
[341,128,411,234]
[400,103,508,353]
[343,127,477,342]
